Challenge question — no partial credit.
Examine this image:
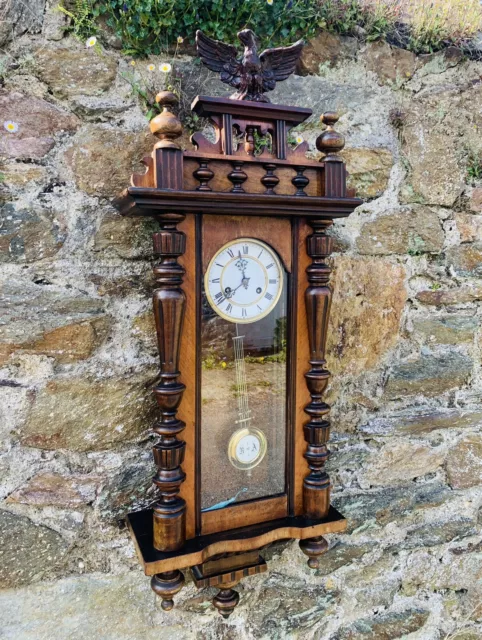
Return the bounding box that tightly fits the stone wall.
[0,7,481,640]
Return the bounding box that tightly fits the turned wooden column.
[151,212,187,552]
[299,218,333,569]
[150,211,187,608]
[147,91,187,608]
[302,218,333,517]
[300,113,345,569]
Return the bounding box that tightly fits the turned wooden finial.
[150,91,183,150]
[316,112,345,158]
[151,571,185,611]
[299,536,329,569]
[212,582,240,618]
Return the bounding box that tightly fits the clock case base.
[127,505,346,574]
[128,506,346,616]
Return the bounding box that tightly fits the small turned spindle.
[193,159,213,191]
[244,125,255,155]
[292,166,309,196]
[228,161,248,193]
[150,91,183,150]
[261,163,279,194]
[299,536,329,569]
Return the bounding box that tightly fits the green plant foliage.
[93,0,321,57]
[253,130,273,156]
[58,0,98,40]
[317,0,363,35]
[317,0,398,41]
[467,149,482,182]
[404,0,482,54]
[60,1,482,63]
[120,70,162,120]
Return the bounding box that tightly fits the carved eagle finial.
[195,29,304,103]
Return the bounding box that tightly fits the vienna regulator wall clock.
[115,29,362,617]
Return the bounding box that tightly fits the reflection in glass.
[200,273,287,512]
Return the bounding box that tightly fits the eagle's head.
[237,29,256,47]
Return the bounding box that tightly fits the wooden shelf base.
[127,505,346,575]
[191,550,267,588]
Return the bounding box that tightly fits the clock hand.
[225,277,250,298]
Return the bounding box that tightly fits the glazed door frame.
[193,213,302,537]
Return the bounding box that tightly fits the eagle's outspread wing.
[260,39,304,92]
[195,30,242,89]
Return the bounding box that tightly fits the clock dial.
[204,238,283,324]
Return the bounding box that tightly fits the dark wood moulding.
[115,189,361,219]
[191,95,312,123]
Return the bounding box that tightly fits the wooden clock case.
[115,90,362,617]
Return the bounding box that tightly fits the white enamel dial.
[204,238,283,324]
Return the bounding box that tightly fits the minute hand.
[229,277,250,296]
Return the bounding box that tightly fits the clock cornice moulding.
[115,189,362,219]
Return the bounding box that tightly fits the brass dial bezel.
[204,237,284,324]
[228,427,268,470]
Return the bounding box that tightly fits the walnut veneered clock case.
[115,34,361,618]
